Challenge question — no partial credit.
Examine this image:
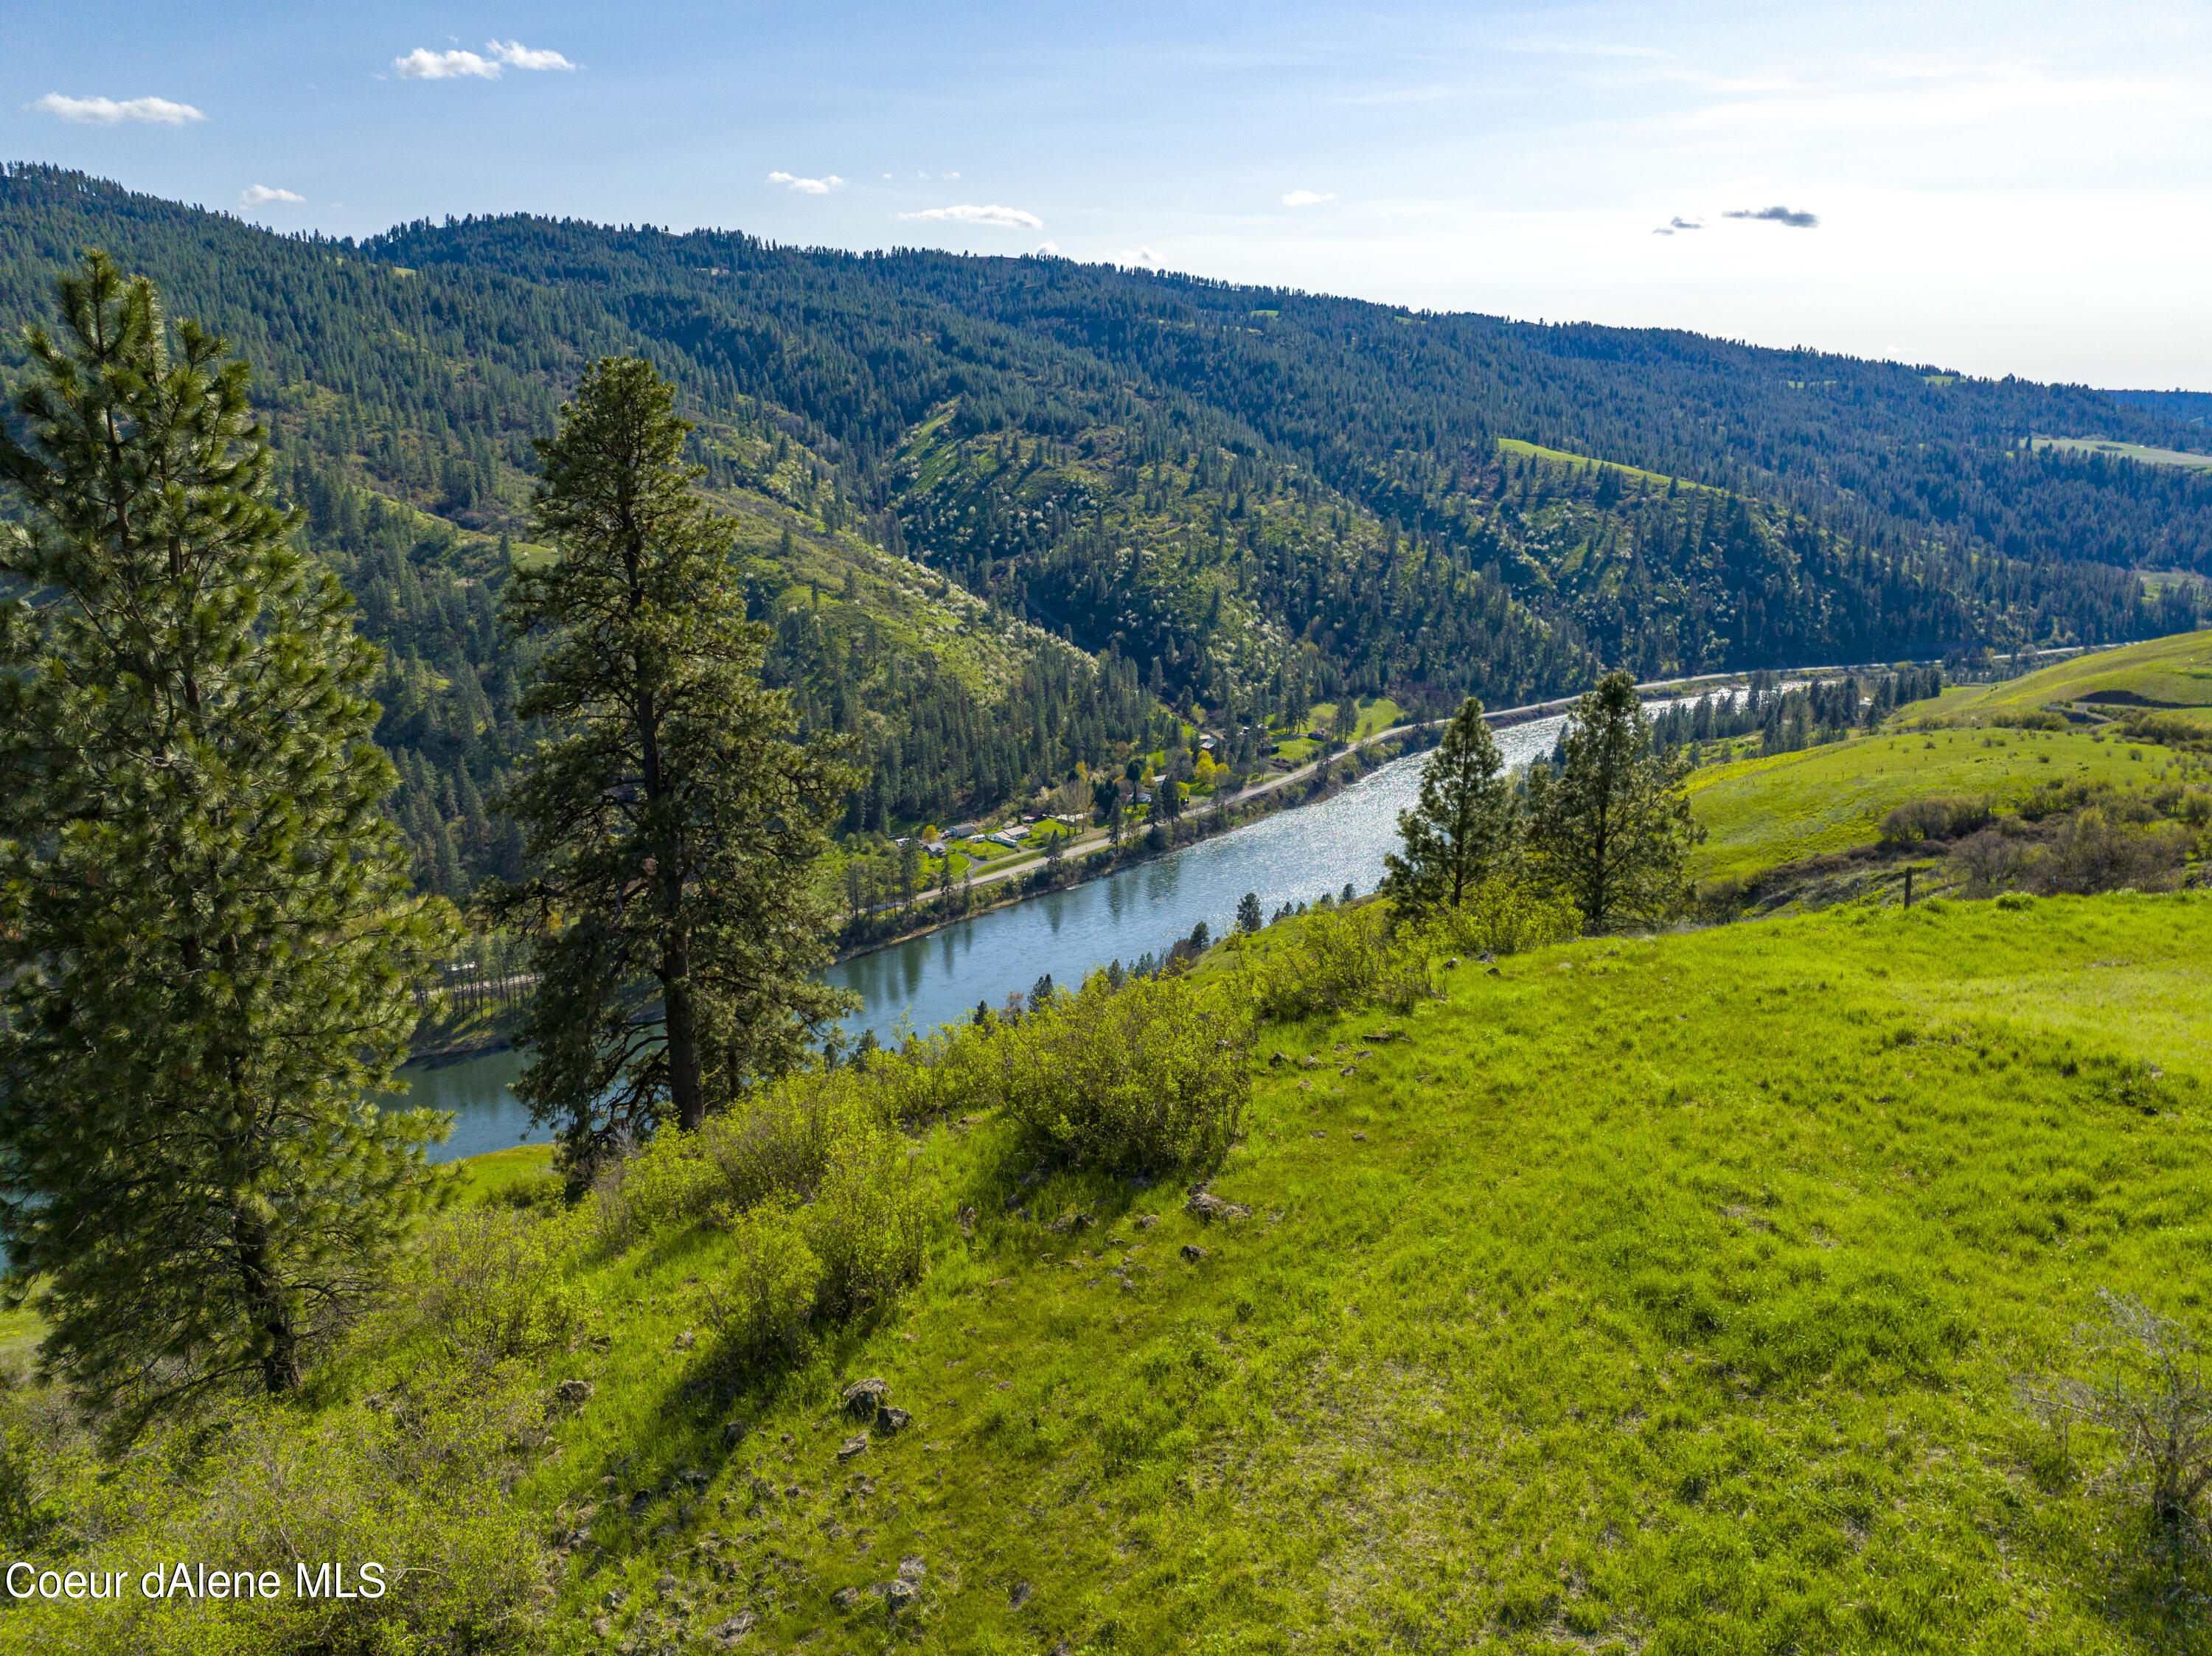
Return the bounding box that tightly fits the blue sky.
[5,1,2208,386]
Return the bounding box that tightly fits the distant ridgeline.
[2107,389,2212,428]
[2,162,2208,897]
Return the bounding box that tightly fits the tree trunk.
[232,1215,301,1394]
[664,944,705,1133]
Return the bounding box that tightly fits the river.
[404,713,1574,1161]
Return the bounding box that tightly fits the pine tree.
[1381,696,1520,911]
[1524,672,1704,933]
[0,254,451,1422]
[492,356,855,1163]
[1236,891,1264,933]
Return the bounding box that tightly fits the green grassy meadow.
[1686,722,2159,877]
[1944,631,2212,718]
[2034,436,2212,473]
[451,894,2212,1653]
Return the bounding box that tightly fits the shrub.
[1879,793,1993,846]
[699,1196,822,1359]
[404,1206,578,1370]
[0,1380,551,1654]
[978,972,1250,1172]
[800,1114,931,1315]
[1950,825,2039,897]
[2033,810,2188,896]
[1245,902,1432,1022]
[1420,876,1582,957]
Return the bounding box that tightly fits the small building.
[945,822,981,839]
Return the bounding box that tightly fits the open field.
[1686,722,2161,877]
[480,894,2212,1651]
[2034,435,2212,472]
[1495,436,1708,493]
[1942,630,2212,718]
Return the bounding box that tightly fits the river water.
[403,714,1571,1161]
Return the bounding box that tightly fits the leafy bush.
[1417,876,1582,957]
[799,1112,931,1314]
[699,1196,822,1359]
[975,973,1250,1172]
[1879,793,1994,846]
[0,1380,550,1654]
[2034,810,2188,895]
[1243,902,1433,1022]
[403,1206,578,1370]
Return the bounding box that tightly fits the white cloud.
[394,48,500,80]
[1034,241,1060,256]
[487,40,575,72]
[240,184,305,206]
[768,171,844,194]
[1120,246,1161,265]
[394,41,574,80]
[32,94,204,125]
[899,203,1043,229]
[945,170,961,179]
[1281,189,1336,207]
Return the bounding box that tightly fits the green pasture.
[504,894,2212,1651]
[1942,630,2212,717]
[1686,723,2157,877]
[2035,435,2212,472]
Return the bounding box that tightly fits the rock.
[957,1205,976,1238]
[1185,1191,1252,1222]
[838,1432,869,1461]
[841,1377,888,1416]
[1339,1065,1357,1076]
[722,1419,751,1448]
[1485,966,1501,977]
[886,1577,919,1609]
[551,1378,594,1409]
[831,1587,861,1610]
[1478,951,1496,963]
[1351,1132,1368,1142]
[1135,1213,1160,1229]
[1009,1580,1033,1610]
[1181,1243,1208,1262]
[1298,1055,1319,1070]
[877,1405,912,1433]
[898,1556,926,1582]
[1268,1051,1288,1066]
[1443,956,1460,969]
[710,1609,756,1642]
[673,1330,696,1351]
[678,1467,709,1489]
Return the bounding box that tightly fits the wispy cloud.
[1120,246,1161,265]
[240,184,305,206]
[1034,241,1060,257]
[768,171,844,194]
[1724,203,1819,228]
[32,93,204,125]
[899,203,1043,229]
[1281,189,1336,207]
[394,41,576,80]
[1651,215,1704,236]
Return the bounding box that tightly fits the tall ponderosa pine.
[1382,695,1520,911]
[0,254,451,1422]
[1525,672,1703,932]
[495,356,855,1161]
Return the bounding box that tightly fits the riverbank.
[830,720,1441,961]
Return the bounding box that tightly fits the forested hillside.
[4,161,2208,897]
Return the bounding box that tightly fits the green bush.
[403,1206,579,1370]
[0,1381,550,1655]
[1416,876,1582,957]
[1879,793,1994,846]
[700,1196,822,1358]
[799,1111,931,1315]
[976,972,1251,1172]
[1242,902,1433,1022]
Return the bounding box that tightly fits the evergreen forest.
[4,161,2208,900]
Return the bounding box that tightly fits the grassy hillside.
[8,894,2212,1653]
[1686,721,2160,877]
[1942,631,2212,717]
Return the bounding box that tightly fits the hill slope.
[6,893,2209,1654]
